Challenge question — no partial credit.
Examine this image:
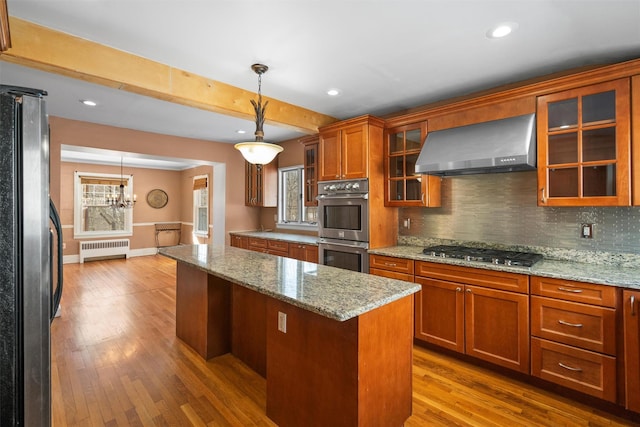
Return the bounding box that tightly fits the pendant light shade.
[234,141,283,165]
[234,64,283,165]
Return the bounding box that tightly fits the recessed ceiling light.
[486,22,518,39]
[327,89,340,96]
[236,129,246,134]
[80,99,97,107]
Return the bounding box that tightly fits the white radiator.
[79,239,130,263]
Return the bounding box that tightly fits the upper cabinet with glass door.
[537,79,631,206]
[384,121,441,207]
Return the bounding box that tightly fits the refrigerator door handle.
[49,198,63,322]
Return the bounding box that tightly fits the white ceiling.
[2,0,640,167]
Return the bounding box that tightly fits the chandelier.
[234,64,283,165]
[110,157,136,210]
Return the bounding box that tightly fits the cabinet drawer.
[267,239,289,253]
[531,338,616,402]
[415,261,529,294]
[531,296,616,355]
[370,255,414,275]
[370,268,413,283]
[248,237,267,249]
[531,276,617,307]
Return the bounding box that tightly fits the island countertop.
[159,244,420,321]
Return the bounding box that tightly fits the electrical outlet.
[403,218,411,229]
[581,223,593,238]
[278,311,287,333]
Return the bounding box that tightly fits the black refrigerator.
[0,85,63,426]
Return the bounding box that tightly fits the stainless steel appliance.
[415,113,536,176]
[422,245,543,267]
[0,85,63,426]
[317,178,369,272]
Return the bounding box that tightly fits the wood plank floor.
[52,255,638,426]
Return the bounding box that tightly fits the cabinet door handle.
[558,319,583,328]
[632,295,636,316]
[558,287,583,294]
[465,289,472,293]
[540,187,547,204]
[455,287,462,292]
[558,362,582,372]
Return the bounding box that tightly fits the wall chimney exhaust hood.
[415,113,536,176]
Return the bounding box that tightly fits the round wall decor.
[146,189,168,209]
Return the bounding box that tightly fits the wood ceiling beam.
[1,17,337,135]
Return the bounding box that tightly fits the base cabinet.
[414,262,530,374]
[230,235,248,249]
[289,243,318,263]
[624,290,640,412]
[530,276,618,402]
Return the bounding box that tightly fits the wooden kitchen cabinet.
[245,161,277,207]
[230,234,248,249]
[300,135,319,206]
[624,289,640,412]
[288,243,318,263]
[530,276,618,402]
[384,122,441,207]
[318,115,385,181]
[414,276,464,353]
[414,262,530,373]
[537,78,631,206]
[369,254,415,282]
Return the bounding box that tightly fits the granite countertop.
[160,244,420,321]
[369,245,640,290]
[230,230,319,245]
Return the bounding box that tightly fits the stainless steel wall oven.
[317,179,369,273]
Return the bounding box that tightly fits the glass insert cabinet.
[537,78,631,206]
[384,121,441,207]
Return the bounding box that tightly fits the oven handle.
[319,239,369,250]
[317,193,368,200]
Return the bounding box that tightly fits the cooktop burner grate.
[422,245,543,267]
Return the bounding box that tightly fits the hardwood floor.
[53,255,638,426]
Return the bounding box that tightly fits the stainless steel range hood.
[415,113,536,176]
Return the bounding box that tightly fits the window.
[193,175,209,237]
[277,165,317,229]
[73,171,133,238]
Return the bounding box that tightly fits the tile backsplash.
[399,171,640,257]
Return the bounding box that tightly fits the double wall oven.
[317,178,369,272]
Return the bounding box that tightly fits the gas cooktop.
[422,245,543,267]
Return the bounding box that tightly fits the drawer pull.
[384,262,397,267]
[558,320,583,328]
[632,295,636,316]
[558,362,583,372]
[558,287,583,294]
[455,287,462,292]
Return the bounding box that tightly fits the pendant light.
[110,157,136,210]
[234,64,283,165]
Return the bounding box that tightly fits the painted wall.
[50,116,259,257]
[60,161,183,255]
[258,138,318,237]
[399,171,640,255]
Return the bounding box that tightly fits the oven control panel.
[318,178,368,195]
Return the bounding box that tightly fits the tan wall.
[60,162,184,255]
[180,165,214,245]
[50,116,260,257]
[256,138,318,237]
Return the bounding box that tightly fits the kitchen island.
[159,244,420,427]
